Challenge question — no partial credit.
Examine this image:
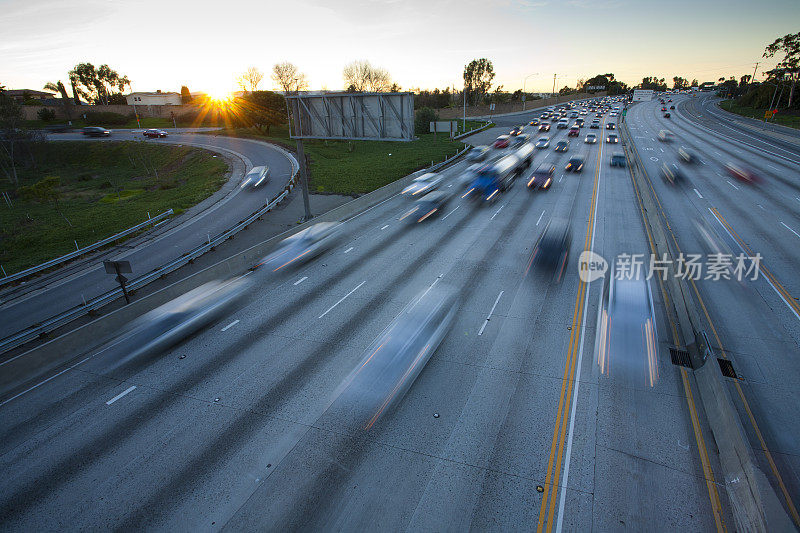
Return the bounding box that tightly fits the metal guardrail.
[0,172,298,354]
[453,121,493,141]
[0,209,174,288]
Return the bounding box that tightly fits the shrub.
[415,107,438,135]
[37,108,56,122]
[84,111,131,126]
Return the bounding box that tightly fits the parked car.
[143,129,168,138]
[82,126,110,137]
[241,165,270,188]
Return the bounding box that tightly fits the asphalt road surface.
[1,96,798,531]
[1,130,296,342]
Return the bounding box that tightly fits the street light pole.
[522,72,540,111]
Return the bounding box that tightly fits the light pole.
[552,74,565,103]
[522,73,540,111]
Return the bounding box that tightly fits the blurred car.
[594,270,659,387]
[466,145,490,162]
[658,129,674,142]
[663,112,671,118]
[660,162,687,186]
[527,162,555,190]
[661,107,667,112]
[82,126,110,137]
[256,222,342,272]
[565,155,584,173]
[557,119,569,129]
[400,190,452,223]
[401,172,443,196]
[590,120,600,129]
[529,119,540,126]
[554,140,570,152]
[493,135,511,149]
[610,152,626,167]
[535,137,550,149]
[143,129,168,138]
[113,278,250,364]
[606,134,619,144]
[539,122,551,132]
[568,126,580,137]
[606,122,616,130]
[585,133,597,144]
[669,105,675,110]
[510,133,531,147]
[724,162,761,184]
[465,154,522,202]
[510,126,524,136]
[678,147,695,163]
[532,218,572,282]
[575,118,584,127]
[240,165,270,188]
[333,285,458,431]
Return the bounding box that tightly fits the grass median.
[720,100,800,130]
[198,124,471,196]
[1,141,228,275]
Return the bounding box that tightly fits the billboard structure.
[633,89,654,102]
[285,92,415,220]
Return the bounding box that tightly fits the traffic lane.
[630,101,800,302]
[0,165,563,528]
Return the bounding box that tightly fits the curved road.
[1,98,799,530]
[1,130,297,342]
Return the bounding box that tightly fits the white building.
[126,91,182,106]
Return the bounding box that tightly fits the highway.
[0,130,296,343]
[1,96,798,531]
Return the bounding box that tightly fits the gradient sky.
[2,0,798,96]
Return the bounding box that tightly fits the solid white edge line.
[293,276,308,286]
[106,385,136,405]
[318,281,366,319]
[556,127,602,532]
[478,290,504,336]
[442,205,460,220]
[0,354,94,408]
[694,188,703,199]
[490,204,505,220]
[727,181,739,190]
[536,210,546,226]
[221,319,240,332]
[781,222,800,240]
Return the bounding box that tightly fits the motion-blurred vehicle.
[660,162,687,186]
[333,285,458,431]
[113,278,250,364]
[527,162,555,190]
[658,129,673,142]
[529,119,540,126]
[661,107,667,112]
[557,118,569,129]
[590,120,600,129]
[256,222,342,272]
[143,128,168,138]
[400,190,452,223]
[510,133,531,147]
[678,147,695,163]
[513,141,535,168]
[554,140,570,152]
[663,112,671,118]
[510,126,524,136]
[575,118,584,127]
[606,122,616,130]
[568,126,580,137]
[606,134,619,144]
[540,112,550,119]
[594,269,659,387]
[610,152,626,167]
[585,133,597,144]
[724,162,761,184]
[539,122,551,132]
[466,145,490,162]
[669,105,675,110]
[532,218,572,282]
[401,172,443,196]
[82,126,110,137]
[465,153,521,202]
[240,165,270,188]
[535,136,550,149]
[493,135,511,149]
[565,155,584,173]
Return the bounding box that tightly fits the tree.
[237,67,264,93]
[239,91,286,135]
[463,58,495,106]
[68,62,130,105]
[415,107,437,134]
[690,79,699,87]
[0,86,24,185]
[180,85,192,104]
[763,32,800,107]
[272,62,309,93]
[672,76,688,89]
[44,80,73,120]
[342,60,392,92]
[581,73,627,95]
[19,176,72,226]
[37,108,56,121]
[638,76,667,91]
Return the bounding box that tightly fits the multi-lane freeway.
[1,95,798,531]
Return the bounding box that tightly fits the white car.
[585,133,597,144]
[401,172,443,197]
[241,165,270,188]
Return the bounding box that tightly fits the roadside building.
[126,91,182,106]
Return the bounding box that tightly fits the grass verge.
[1,141,228,274]
[719,100,800,130]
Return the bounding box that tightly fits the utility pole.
[751,62,760,87]
[288,87,313,222]
[522,73,539,111]
[552,74,557,102]
[463,86,466,131]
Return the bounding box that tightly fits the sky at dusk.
[2,0,798,96]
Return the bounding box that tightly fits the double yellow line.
[536,127,603,533]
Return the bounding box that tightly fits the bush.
[83,111,131,126]
[37,108,56,122]
[415,107,438,135]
